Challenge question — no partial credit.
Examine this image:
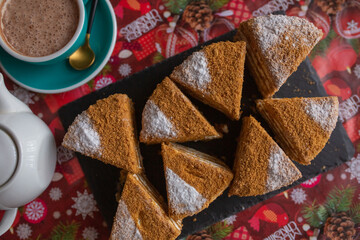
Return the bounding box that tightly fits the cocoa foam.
[0,0,79,57]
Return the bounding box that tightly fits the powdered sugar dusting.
[303,98,338,133]
[63,112,101,157]
[266,146,301,192]
[254,15,287,51]
[171,51,211,91]
[111,199,143,240]
[254,15,320,52]
[142,100,177,139]
[166,168,207,215]
[252,15,321,87]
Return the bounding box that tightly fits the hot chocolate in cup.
[0,0,88,65]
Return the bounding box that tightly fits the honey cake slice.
[162,142,233,220]
[62,94,143,174]
[234,15,322,98]
[228,116,302,197]
[256,96,339,165]
[110,173,182,240]
[140,77,221,144]
[170,41,246,120]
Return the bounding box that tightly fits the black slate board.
[58,30,354,238]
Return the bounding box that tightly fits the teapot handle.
[0,208,17,236]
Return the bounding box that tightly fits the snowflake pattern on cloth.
[94,76,114,90]
[24,199,47,224]
[290,188,307,204]
[10,85,36,105]
[16,223,32,240]
[118,63,132,76]
[72,190,99,220]
[354,64,360,79]
[224,215,237,225]
[57,146,75,164]
[49,187,63,201]
[345,154,360,183]
[82,226,99,240]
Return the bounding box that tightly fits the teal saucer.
[0,0,117,94]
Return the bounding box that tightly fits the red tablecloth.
[1,0,360,239]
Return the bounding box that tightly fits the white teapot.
[0,74,56,235]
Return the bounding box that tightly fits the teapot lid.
[0,129,17,187]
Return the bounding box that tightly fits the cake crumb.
[215,123,229,134]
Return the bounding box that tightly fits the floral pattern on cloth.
[1,0,360,239]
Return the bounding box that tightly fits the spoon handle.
[87,0,99,34]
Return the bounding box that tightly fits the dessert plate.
[0,0,116,94]
[59,30,354,238]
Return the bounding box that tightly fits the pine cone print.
[315,0,346,15]
[324,212,356,240]
[186,230,213,240]
[183,0,213,31]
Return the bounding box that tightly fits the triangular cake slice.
[62,94,142,174]
[110,173,181,240]
[234,15,322,98]
[256,96,339,165]
[170,41,246,120]
[228,116,302,197]
[162,143,233,220]
[140,77,221,144]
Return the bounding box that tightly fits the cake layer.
[63,94,143,173]
[162,142,233,220]
[256,97,339,164]
[228,116,301,197]
[170,41,246,120]
[235,15,322,98]
[236,30,275,98]
[140,77,221,144]
[110,173,181,240]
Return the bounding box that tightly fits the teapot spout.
[0,73,31,114]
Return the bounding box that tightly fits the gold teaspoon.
[69,0,98,70]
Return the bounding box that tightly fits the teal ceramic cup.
[0,0,89,65]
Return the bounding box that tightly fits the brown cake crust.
[62,94,143,174]
[87,94,143,173]
[230,116,302,197]
[235,15,323,98]
[110,174,181,240]
[256,97,339,164]
[228,116,271,196]
[162,142,233,220]
[140,77,221,144]
[170,41,246,120]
